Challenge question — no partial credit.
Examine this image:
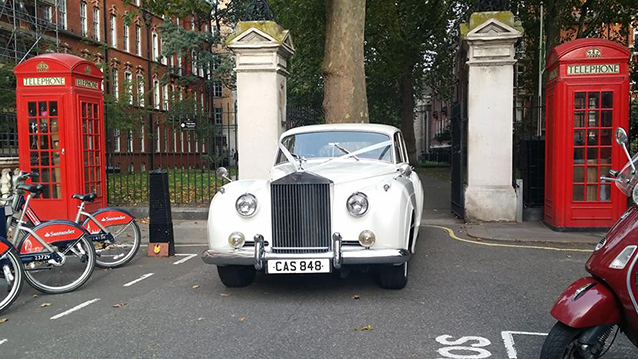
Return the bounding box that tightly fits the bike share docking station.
[148,170,175,257]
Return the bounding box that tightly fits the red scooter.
[541,127,638,358]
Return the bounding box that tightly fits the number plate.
[267,259,331,274]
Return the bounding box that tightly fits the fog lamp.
[358,230,376,248]
[228,232,246,249]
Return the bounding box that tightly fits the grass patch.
[107,167,237,206]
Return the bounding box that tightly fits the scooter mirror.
[615,127,629,146]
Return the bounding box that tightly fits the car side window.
[394,133,405,164]
[398,133,409,162]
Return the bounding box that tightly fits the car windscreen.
[277,131,393,164]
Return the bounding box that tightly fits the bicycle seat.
[72,193,97,203]
[16,184,45,194]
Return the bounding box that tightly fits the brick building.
[0,0,236,173]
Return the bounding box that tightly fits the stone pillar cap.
[227,21,295,57]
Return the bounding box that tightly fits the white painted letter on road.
[436,335,492,359]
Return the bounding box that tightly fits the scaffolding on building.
[0,0,60,64]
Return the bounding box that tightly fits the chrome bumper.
[201,233,410,269]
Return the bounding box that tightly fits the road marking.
[173,254,197,265]
[501,331,548,359]
[436,335,492,358]
[50,298,100,320]
[0,339,7,346]
[424,225,593,253]
[123,273,154,287]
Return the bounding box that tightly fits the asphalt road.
[1,224,636,359]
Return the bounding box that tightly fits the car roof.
[281,123,400,139]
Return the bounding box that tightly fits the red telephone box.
[545,39,630,229]
[14,54,106,221]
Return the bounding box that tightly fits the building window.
[191,51,197,75]
[179,86,184,101]
[173,132,177,153]
[177,54,182,75]
[153,80,160,109]
[212,81,222,97]
[80,2,87,36]
[163,84,169,110]
[137,74,145,107]
[124,72,133,105]
[114,129,121,152]
[135,25,141,56]
[160,39,167,65]
[44,7,53,22]
[123,24,129,52]
[214,108,222,125]
[110,15,117,48]
[156,126,161,153]
[152,32,159,62]
[135,0,140,6]
[181,132,185,153]
[93,8,100,41]
[59,0,67,29]
[127,130,133,152]
[111,70,119,99]
[140,124,145,152]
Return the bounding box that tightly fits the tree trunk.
[544,0,560,54]
[322,0,368,123]
[399,66,417,165]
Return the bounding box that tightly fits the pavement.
[144,167,605,249]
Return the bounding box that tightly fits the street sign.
[180,121,196,130]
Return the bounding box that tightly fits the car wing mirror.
[216,167,233,183]
[398,163,412,177]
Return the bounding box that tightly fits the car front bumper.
[201,233,410,270]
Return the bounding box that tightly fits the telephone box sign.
[75,79,99,89]
[545,38,630,229]
[567,64,620,75]
[14,54,106,221]
[23,77,66,86]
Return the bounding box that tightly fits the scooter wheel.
[540,322,582,359]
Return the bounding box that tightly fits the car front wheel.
[376,262,408,289]
[217,265,256,287]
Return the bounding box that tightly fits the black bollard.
[149,170,175,256]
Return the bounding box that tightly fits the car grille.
[271,172,332,254]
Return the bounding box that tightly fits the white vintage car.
[203,124,424,289]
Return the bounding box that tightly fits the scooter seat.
[72,193,97,203]
[16,184,45,194]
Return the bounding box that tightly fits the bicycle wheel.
[24,236,95,294]
[94,220,141,268]
[0,249,23,314]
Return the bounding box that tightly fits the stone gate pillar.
[227,21,295,180]
[461,12,523,221]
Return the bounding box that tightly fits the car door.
[395,132,424,226]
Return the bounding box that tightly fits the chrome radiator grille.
[271,173,332,254]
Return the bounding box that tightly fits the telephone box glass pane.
[575,93,586,109]
[601,92,613,109]
[81,100,102,197]
[588,93,599,108]
[600,148,612,164]
[574,148,585,164]
[587,130,598,146]
[573,185,584,201]
[600,130,612,145]
[600,185,611,201]
[573,167,584,182]
[601,111,612,127]
[588,111,598,127]
[574,112,585,127]
[586,185,597,201]
[587,148,598,164]
[574,130,585,145]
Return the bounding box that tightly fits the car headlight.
[346,192,369,217]
[358,230,376,248]
[235,193,258,217]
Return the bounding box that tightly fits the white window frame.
[191,51,197,75]
[112,70,119,99]
[173,131,177,153]
[212,81,222,97]
[80,2,87,36]
[44,7,53,22]
[177,54,182,75]
[114,129,121,152]
[214,108,222,125]
[163,84,169,111]
[137,74,145,107]
[156,126,161,153]
[135,25,141,56]
[160,39,167,65]
[153,80,160,110]
[181,132,184,152]
[59,0,67,29]
[110,15,117,48]
[127,130,133,152]
[140,124,145,152]
[124,71,133,105]
[93,7,100,41]
[123,24,129,52]
[152,32,159,62]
